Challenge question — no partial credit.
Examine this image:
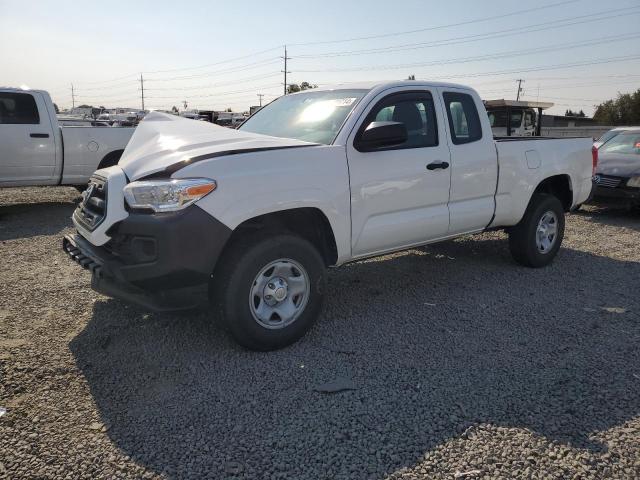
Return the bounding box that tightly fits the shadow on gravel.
[578,205,640,233]
[0,201,78,241]
[70,238,640,479]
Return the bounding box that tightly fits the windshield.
[239,89,368,144]
[599,132,640,155]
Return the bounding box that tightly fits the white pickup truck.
[0,88,134,188]
[63,81,594,350]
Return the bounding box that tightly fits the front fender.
[178,145,352,263]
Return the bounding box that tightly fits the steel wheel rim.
[249,258,310,329]
[536,210,558,254]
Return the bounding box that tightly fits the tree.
[53,103,59,114]
[225,107,232,112]
[565,109,587,117]
[171,106,179,113]
[593,89,640,125]
[407,74,416,80]
[287,81,317,94]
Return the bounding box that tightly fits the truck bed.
[493,136,590,141]
[491,136,594,228]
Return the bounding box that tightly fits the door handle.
[30,133,49,138]
[426,161,449,170]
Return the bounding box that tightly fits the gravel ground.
[1,186,639,479]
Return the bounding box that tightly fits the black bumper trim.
[592,185,640,205]
[62,205,233,311]
[63,234,104,277]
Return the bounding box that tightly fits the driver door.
[346,89,451,257]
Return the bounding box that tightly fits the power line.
[288,0,579,46]
[142,46,283,74]
[145,58,281,82]
[143,72,281,92]
[73,80,140,92]
[295,32,640,73]
[416,54,640,80]
[465,73,640,88]
[145,83,282,100]
[293,6,640,59]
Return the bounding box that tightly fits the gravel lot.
[1,186,639,479]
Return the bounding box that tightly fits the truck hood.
[596,152,640,177]
[119,112,317,180]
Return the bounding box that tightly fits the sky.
[1,0,639,115]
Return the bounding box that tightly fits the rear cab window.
[442,92,482,145]
[0,92,40,124]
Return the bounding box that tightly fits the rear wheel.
[509,193,565,268]
[211,233,326,351]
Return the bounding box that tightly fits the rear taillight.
[592,145,598,176]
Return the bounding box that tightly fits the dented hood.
[119,112,316,180]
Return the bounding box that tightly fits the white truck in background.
[485,99,554,137]
[63,80,594,351]
[0,88,134,188]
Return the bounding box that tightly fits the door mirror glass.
[357,121,408,151]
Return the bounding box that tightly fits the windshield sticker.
[333,98,357,106]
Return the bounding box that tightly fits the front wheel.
[509,193,565,268]
[211,233,326,351]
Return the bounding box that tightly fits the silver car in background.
[592,128,640,207]
[593,126,640,149]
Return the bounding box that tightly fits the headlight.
[627,176,640,188]
[123,178,216,212]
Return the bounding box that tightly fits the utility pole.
[516,79,524,101]
[281,45,291,95]
[257,93,264,107]
[71,83,76,109]
[140,74,145,111]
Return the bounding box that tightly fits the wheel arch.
[533,174,573,212]
[98,149,124,170]
[220,207,339,267]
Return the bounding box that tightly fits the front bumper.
[63,205,232,311]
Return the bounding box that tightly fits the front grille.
[593,174,622,188]
[74,175,108,230]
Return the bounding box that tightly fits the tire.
[211,233,326,351]
[508,193,565,268]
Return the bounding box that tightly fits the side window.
[360,92,438,150]
[0,92,40,125]
[442,92,482,145]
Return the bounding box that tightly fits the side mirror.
[357,121,408,152]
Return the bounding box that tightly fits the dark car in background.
[592,128,640,208]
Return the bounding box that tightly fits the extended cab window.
[359,92,438,150]
[443,92,482,145]
[0,92,40,124]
